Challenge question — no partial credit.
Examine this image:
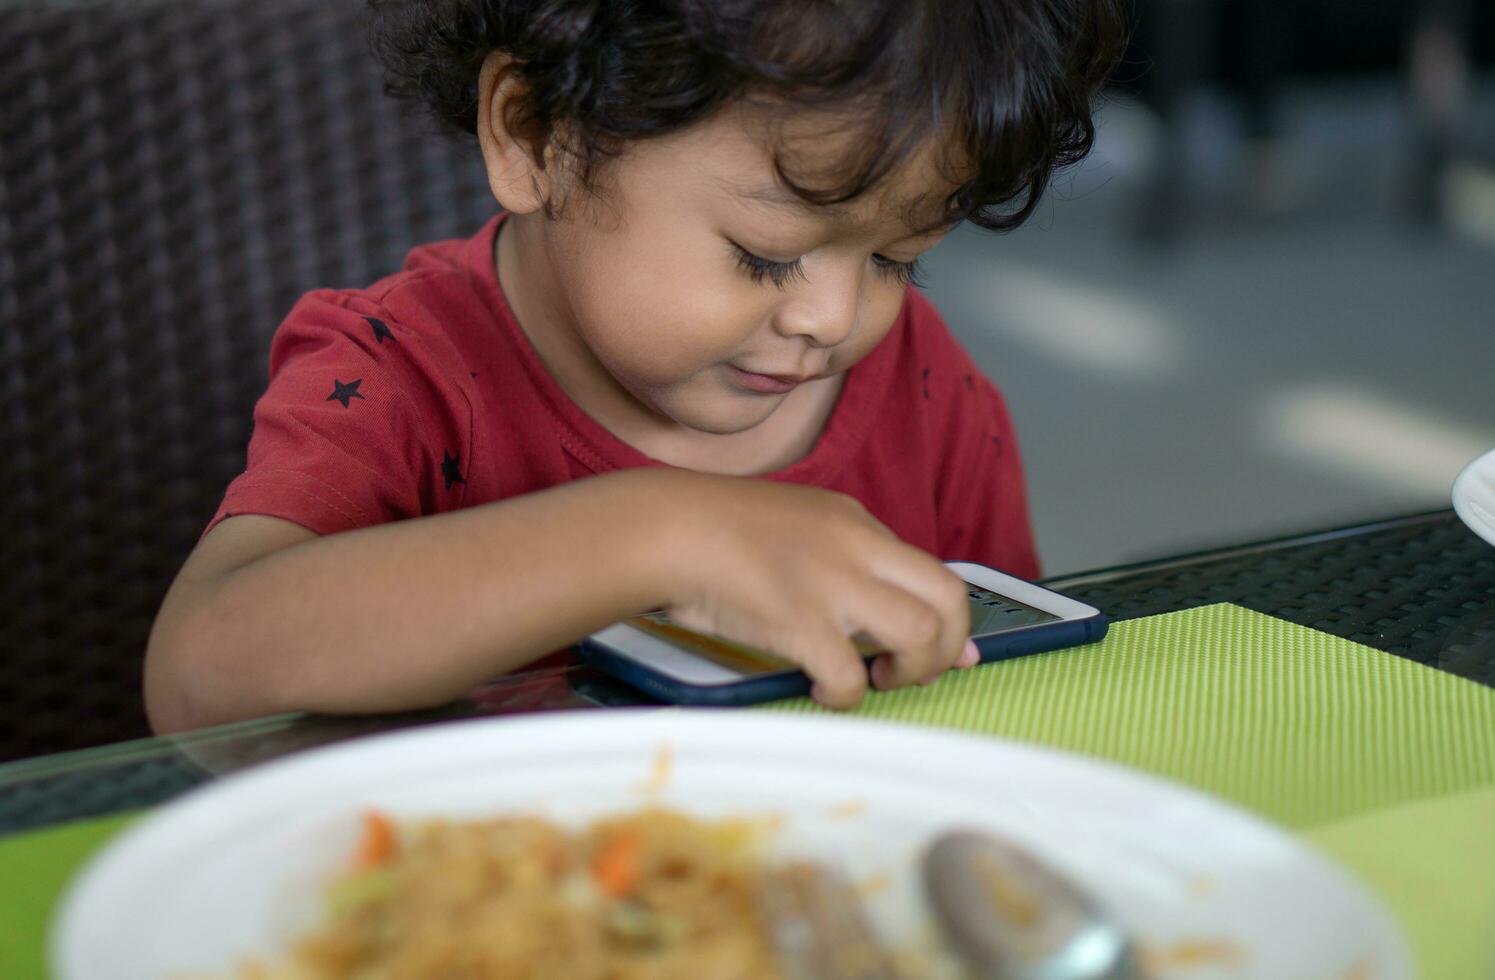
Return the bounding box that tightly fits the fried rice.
[236,809,786,980]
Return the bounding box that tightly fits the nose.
[771,266,861,349]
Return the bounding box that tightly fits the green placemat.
[1307,783,1495,980]
[769,603,1495,829]
[0,811,141,980]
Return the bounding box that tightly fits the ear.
[475,51,553,215]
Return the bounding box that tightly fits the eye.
[871,254,925,289]
[728,241,808,290]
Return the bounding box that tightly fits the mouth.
[729,366,817,395]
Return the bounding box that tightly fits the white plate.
[1454,447,1495,547]
[53,711,1412,979]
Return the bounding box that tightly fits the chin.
[674,413,776,437]
[666,398,781,436]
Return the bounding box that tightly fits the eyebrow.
[721,177,957,239]
[721,177,850,218]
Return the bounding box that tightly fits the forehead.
[673,106,960,234]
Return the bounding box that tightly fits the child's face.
[507,108,954,439]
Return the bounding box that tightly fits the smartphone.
[576,561,1108,706]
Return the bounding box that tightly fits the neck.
[496,214,639,432]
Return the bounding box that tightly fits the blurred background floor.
[925,76,1495,576]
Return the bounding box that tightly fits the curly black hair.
[369,0,1127,230]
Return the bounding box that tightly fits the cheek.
[571,242,769,378]
[833,283,907,368]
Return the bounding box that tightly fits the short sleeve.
[207,289,472,537]
[932,372,1041,580]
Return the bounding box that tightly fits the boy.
[145,0,1125,730]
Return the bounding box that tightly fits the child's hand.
[657,472,976,709]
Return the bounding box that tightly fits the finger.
[842,580,948,690]
[870,653,898,689]
[863,548,971,676]
[787,628,869,710]
[871,652,944,688]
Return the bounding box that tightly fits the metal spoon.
[922,829,1138,980]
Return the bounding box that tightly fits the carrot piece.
[355,811,397,869]
[592,830,642,898]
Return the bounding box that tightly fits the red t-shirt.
[211,215,1040,578]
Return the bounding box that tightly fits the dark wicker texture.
[0,754,208,836]
[1048,512,1495,686]
[0,0,496,762]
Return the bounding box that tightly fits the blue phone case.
[577,601,1109,707]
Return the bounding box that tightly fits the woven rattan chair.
[0,0,495,762]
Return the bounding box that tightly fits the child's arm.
[144,468,971,733]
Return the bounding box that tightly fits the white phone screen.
[966,585,1059,633]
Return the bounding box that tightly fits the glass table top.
[2,509,1490,835]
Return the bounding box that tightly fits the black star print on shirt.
[326,378,365,407]
[441,450,466,491]
[365,316,396,344]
